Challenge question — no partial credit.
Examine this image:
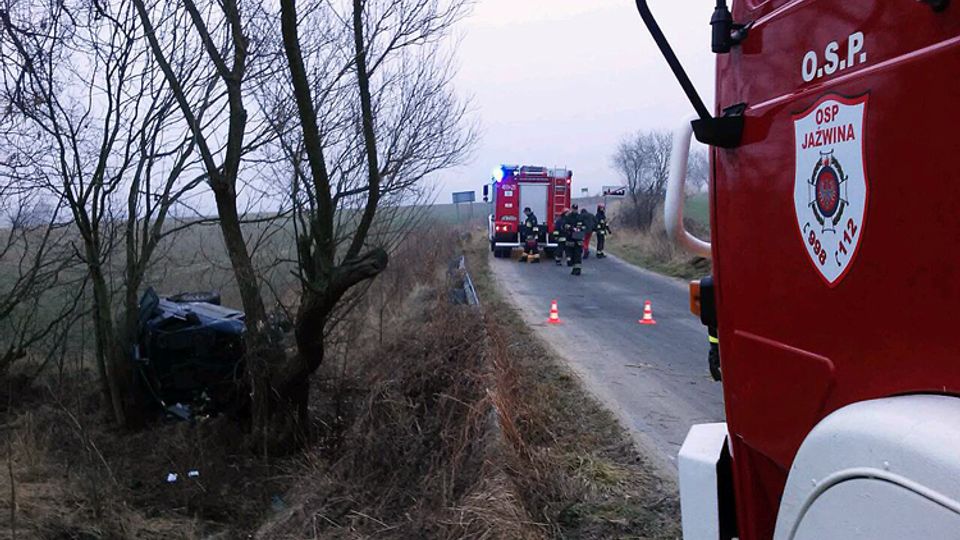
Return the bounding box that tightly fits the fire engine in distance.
[483,165,573,258]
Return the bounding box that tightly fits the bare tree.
[687,148,709,195]
[611,130,672,230]
[0,0,209,425]
[130,0,294,442]
[130,0,473,448]
[269,0,474,442]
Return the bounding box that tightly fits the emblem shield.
[793,94,869,286]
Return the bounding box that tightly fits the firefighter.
[579,207,597,259]
[708,326,721,381]
[564,205,586,276]
[595,204,611,258]
[554,209,569,266]
[563,204,580,268]
[518,207,541,263]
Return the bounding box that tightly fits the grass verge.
[604,227,710,281]
[602,198,711,280]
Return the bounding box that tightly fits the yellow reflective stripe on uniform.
[708,335,720,344]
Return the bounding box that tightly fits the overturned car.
[135,288,246,417]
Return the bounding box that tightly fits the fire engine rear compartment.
[518,183,549,231]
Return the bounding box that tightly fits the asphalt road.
[490,250,725,475]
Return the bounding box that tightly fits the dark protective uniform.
[595,208,611,258]
[519,212,540,263]
[553,213,568,265]
[708,326,721,381]
[579,209,596,259]
[563,211,587,275]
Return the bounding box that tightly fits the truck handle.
[665,115,712,259]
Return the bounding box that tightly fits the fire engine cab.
[484,165,573,258]
[637,1,960,539]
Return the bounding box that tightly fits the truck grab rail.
[665,115,712,259]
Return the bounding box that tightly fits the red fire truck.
[484,165,573,257]
[638,1,960,538]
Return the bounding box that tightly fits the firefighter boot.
[571,266,582,276]
[597,252,606,259]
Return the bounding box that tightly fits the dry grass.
[1,403,228,539]
[256,260,541,539]
[603,211,711,280]
[1,228,478,540]
[255,230,683,539]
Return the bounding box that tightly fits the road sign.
[602,186,627,198]
[452,191,476,204]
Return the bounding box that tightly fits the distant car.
[135,288,246,415]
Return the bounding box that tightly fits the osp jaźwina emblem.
[793,94,869,286]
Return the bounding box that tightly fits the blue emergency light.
[493,165,520,183]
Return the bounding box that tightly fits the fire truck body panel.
[488,166,572,251]
[704,2,960,538]
[773,395,960,539]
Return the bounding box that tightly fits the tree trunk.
[88,265,127,427]
[209,181,290,451]
[119,271,150,428]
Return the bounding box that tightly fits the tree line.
[0,0,475,450]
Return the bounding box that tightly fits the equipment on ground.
[640,1,960,538]
[485,165,573,258]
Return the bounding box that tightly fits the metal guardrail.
[458,255,480,307]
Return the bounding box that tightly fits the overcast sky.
[439,0,716,200]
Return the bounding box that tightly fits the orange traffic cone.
[547,299,563,324]
[638,300,657,325]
